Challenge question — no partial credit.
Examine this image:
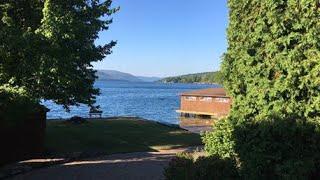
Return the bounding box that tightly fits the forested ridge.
[159,71,223,84]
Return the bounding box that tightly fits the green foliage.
[193,156,239,180]
[0,85,40,127]
[233,117,320,179]
[164,153,239,180]
[204,0,320,179]
[160,71,224,85]
[164,153,194,180]
[202,118,236,158]
[204,117,320,179]
[0,0,118,109]
[222,0,320,121]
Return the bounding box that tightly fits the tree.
[0,0,118,109]
[222,0,320,122]
[203,0,320,178]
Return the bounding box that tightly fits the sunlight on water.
[43,81,219,124]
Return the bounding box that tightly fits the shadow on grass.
[44,119,202,156]
[1,119,202,179]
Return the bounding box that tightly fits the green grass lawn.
[45,118,202,155]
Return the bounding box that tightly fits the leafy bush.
[234,117,320,179]
[0,85,47,165]
[164,153,194,180]
[164,153,239,180]
[0,85,40,127]
[193,156,239,180]
[203,116,320,179]
[203,118,236,158]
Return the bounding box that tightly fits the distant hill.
[137,76,162,82]
[96,70,161,82]
[159,71,223,84]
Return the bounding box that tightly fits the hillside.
[159,71,223,84]
[136,76,162,82]
[96,70,161,82]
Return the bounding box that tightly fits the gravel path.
[9,148,201,180]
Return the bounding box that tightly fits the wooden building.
[177,88,231,118]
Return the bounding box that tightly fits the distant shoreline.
[157,71,223,85]
[96,79,220,86]
[159,81,221,86]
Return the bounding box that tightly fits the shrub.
[204,116,320,179]
[202,118,236,158]
[164,153,194,180]
[164,153,239,180]
[0,85,47,164]
[194,156,239,180]
[233,117,320,179]
[0,85,40,127]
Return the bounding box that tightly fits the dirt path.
[9,148,202,180]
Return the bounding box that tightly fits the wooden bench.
[89,109,103,118]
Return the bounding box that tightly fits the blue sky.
[93,0,229,77]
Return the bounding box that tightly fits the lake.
[43,81,219,124]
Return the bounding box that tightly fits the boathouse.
[177,88,231,118]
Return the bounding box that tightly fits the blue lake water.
[43,81,219,124]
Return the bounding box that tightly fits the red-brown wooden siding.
[178,88,231,117]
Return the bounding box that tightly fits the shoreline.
[158,81,221,86]
[46,116,214,134]
[46,116,180,127]
[47,116,145,121]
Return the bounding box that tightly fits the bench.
[89,109,103,118]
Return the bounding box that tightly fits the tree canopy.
[222,0,320,122]
[0,0,118,109]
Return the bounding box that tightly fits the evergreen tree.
[222,0,320,122]
[204,1,320,178]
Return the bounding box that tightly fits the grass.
[45,118,202,156]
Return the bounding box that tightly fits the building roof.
[180,88,229,97]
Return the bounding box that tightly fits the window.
[215,98,230,103]
[185,96,197,101]
[199,97,213,102]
